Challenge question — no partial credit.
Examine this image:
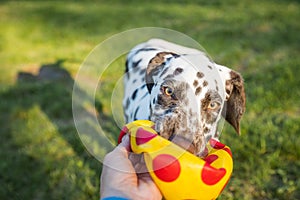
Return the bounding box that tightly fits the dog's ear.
[146,52,179,92]
[216,64,246,135]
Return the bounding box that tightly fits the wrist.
[102,197,130,200]
[101,187,133,200]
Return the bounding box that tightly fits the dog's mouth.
[152,115,211,157]
[155,124,196,155]
[169,134,196,154]
[155,122,209,158]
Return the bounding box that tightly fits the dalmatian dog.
[123,39,245,157]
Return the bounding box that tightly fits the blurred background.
[0,0,299,199]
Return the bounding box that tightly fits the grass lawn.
[0,0,299,199]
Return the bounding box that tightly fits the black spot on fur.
[125,60,129,73]
[195,86,202,95]
[160,67,169,77]
[197,72,204,78]
[173,68,184,75]
[125,98,130,109]
[132,59,142,69]
[163,109,173,115]
[131,89,138,100]
[208,65,213,70]
[135,48,158,55]
[203,127,210,134]
[141,92,148,99]
[139,68,146,75]
[193,80,198,87]
[166,57,173,62]
[133,107,139,120]
[173,54,180,58]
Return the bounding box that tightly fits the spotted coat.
[123,39,246,157]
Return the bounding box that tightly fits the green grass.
[0,0,299,199]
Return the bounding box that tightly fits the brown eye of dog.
[208,102,219,110]
[164,87,174,96]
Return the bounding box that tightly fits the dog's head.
[145,52,246,157]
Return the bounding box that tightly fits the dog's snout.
[170,134,196,154]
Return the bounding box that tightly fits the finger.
[129,153,149,174]
[103,136,130,165]
[137,172,152,179]
[119,134,131,152]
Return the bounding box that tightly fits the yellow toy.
[118,120,233,200]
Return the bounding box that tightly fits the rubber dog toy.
[118,120,233,200]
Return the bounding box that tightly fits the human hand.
[100,135,162,200]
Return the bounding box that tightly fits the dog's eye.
[163,86,174,96]
[208,102,220,110]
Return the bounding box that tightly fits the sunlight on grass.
[6,105,98,199]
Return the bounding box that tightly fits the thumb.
[119,134,131,152]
